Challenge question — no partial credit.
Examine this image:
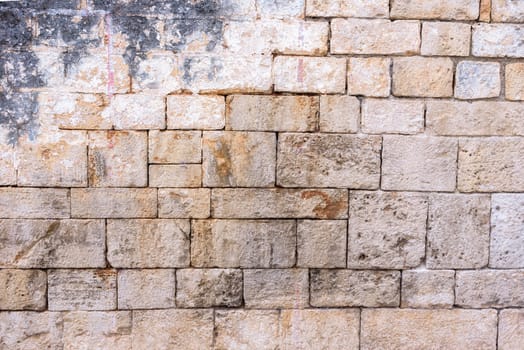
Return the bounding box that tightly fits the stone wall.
[0,0,523,349]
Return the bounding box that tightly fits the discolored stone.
[499,309,524,350]
[167,95,225,130]
[163,18,220,53]
[258,0,305,18]
[0,9,32,48]
[506,63,524,100]
[0,270,46,310]
[421,22,471,56]
[472,24,524,57]
[348,57,391,97]
[306,0,389,17]
[393,57,454,97]
[118,269,175,309]
[158,189,210,218]
[0,312,63,349]
[490,194,524,268]
[401,270,455,308]
[0,188,69,219]
[319,95,359,133]
[390,0,480,20]
[35,13,102,48]
[148,130,201,164]
[131,52,182,93]
[361,98,424,134]
[455,61,501,99]
[149,165,202,188]
[102,94,165,129]
[297,220,347,268]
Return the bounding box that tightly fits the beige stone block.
[401,270,455,308]
[297,220,346,268]
[348,191,427,269]
[176,269,242,307]
[203,131,275,187]
[393,57,454,97]
[506,63,524,100]
[148,130,201,164]
[473,24,524,57]
[492,0,524,22]
[421,22,471,56]
[311,270,400,307]
[167,95,225,130]
[158,188,210,218]
[348,57,391,97]
[306,0,389,17]
[0,188,69,219]
[118,269,175,309]
[455,61,501,99]
[0,143,16,186]
[362,98,424,134]
[319,95,359,133]
[391,0,480,19]
[244,269,309,308]
[490,194,524,268]
[227,95,318,132]
[132,52,182,94]
[149,165,201,188]
[480,0,492,21]
[274,56,346,93]
[88,131,147,187]
[499,309,524,350]
[103,93,165,129]
[48,269,116,311]
[0,270,46,310]
[0,312,63,349]
[191,219,296,268]
[258,0,304,18]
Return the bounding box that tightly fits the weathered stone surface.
[492,0,524,22]
[149,164,202,187]
[0,312,63,349]
[348,191,427,269]
[132,309,213,350]
[480,0,492,21]
[71,188,157,218]
[280,309,360,350]
[297,220,346,268]
[393,57,454,97]
[490,194,524,268]
[506,63,524,100]
[499,309,524,350]
[427,194,490,269]
[191,219,296,268]
[306,0,389,17]
[258,0,304,18]
[131,52,182,93]
[149,130,201,164]
[118,269,175,309]
[455,61,501,99]
[426,100,524,136]
[0,219,105,268]
[158,189,210,218]
[0,188,69,219]
[176,268,242,307]
[348,57,391,97]
[226,95,318,131]
[382,136,457,191]
[361,98,424,134]
[244,269,309,308]
[456,270,524,308]
[273,56,346,93]
[473,24,524,57]
[361,309,497,350]
[391,0,480,20]
[203,131,276,187]
[458,138,524,192]
[277,134,381,188]
[421,22,471,56]
[331,19,420,55]
[88,131,147,187]
[0,143,15,186]
[48,269,117,311]
[103,94,165,129]
[319,95,359,133]
[310,270,400,307]
[401,270,455,308]
[167,95,225,130]
[212,188,348,219]
[215,310,279,350]
[0,270,46,310]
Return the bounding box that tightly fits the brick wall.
[0,0,523,349]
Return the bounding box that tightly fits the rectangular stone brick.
[499,310,524,350]
[203,131,276,187]
[310,270,400,307]
[0,312,63,349]
[492,0,524,22]
[473,24,524,57]
[191,219,296,268]
[362,98,424,134]
[426,101,524,136]
[421,22,471,56]
[167,95,225,130]
[88,131,147,187]
[0,270,46,310]
[427,194,490,269]
[391,0,480,20]
[274,56,346,93]
[226,95,318,132]
[490,194,524,268]
[176,268,242,307]
[401,270,455,308]
[104,93,165,129]
[319,95,359,133]
[456,270,524,308]
[149,164,202,188]
[148,130,201,164]
[212,188,348,219]
[455,61,501,99]
[480,0,492,21]
[458,138,524,192]
[331,19,420,55]
[118,269,175,309]
[393,57,454,97]
[257,0,304,18]
[506,63,524,100]
[71,188,157,218]
[244,269,308,308]
[48,269,117,311]
[107,219,189,268]
[348,57,391,97]
[382,136,457,191]
[348,191,428,269]
[0,219,105,268]
[306,0,389,17]
[132,52,182,93]
[361,309,497,350]
[297,220,347,268]
[277,134,381,188]
[0,188,69,219]
[158,188,210,218]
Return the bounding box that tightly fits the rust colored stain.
[301,190,346,219]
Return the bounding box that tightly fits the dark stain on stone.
[0,0,80,10]
[0,92,39,145]
[0,9,32,48]
[92,0,222,17]
[0,51,45,89]
[35,13,102,48]
[164,18,223,52]
[181,56,223,85]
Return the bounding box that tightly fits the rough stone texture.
[456,270,524,308]
[167,95,225,130]
[348,57,391,97]
[306,0,389,18]
[149,130,201,164]
[149,164,202,187]
[244,269,309,308]
[297,220,347,268]
[492,0,524,22]
[191,219,296,268]
[490,194,524,268]
[226,95,318,132]
[310,270,400,307]
[0,269,46,310]
[421,22,471,56]
[480,0,492,21]
[0,188,69,219]
[118,269,175,309]
[393,57,454,97]
[506,63,524,100]
[0,312,64,349]
[319,95,360,133]
[158,189,210,218]
[348,191,428,269]
[277,134,381,188]
[499,309,524,350]
[391,0,480,20]
[472,24,524,57]
[102,94,165,130]
[331,19,420,55]
[176,269,242,307]
[382,136,458,191]
[258,0,305,18]
[427,194,491,269]
[203,131,276,187]
[361,98,424,134]
[361,309,497,350]
[401,270,455,308]
[455,61,501,99]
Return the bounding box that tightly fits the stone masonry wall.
[0,0,523,349]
